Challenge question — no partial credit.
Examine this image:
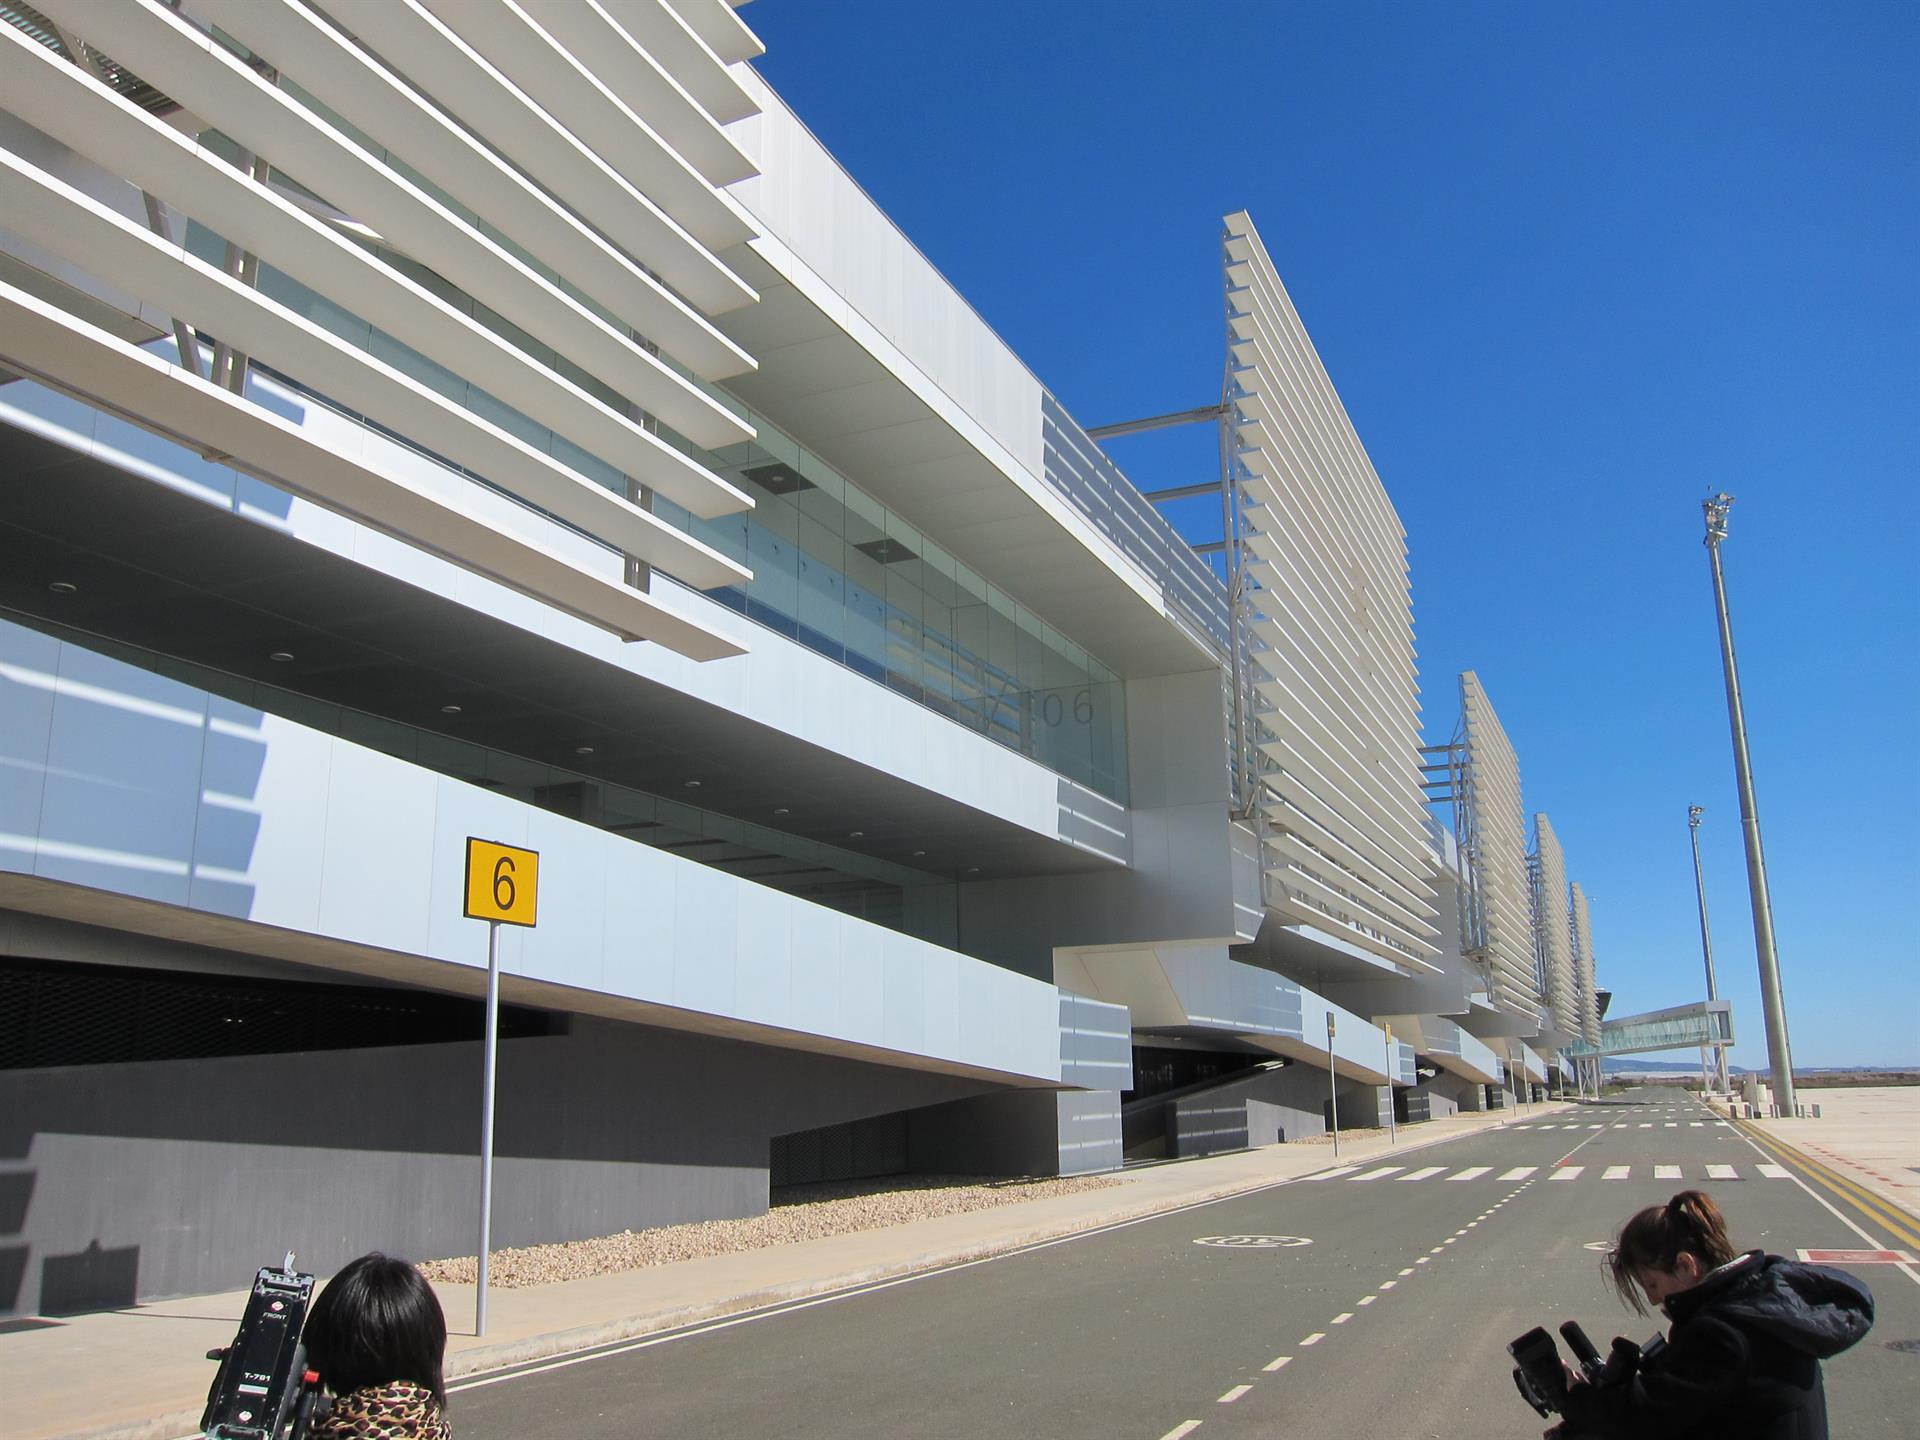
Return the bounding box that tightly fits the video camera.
[1508,1320,1661,1419]
[200,1255,330,1440]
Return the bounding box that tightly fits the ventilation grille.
[2,2,180,115]
[769,1111,909,1188]
[0,958,559,1070]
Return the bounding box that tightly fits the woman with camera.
[1549,1189,1874,1439]
[302,1253,454,1439]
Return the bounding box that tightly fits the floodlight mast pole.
[1701,494,1795,1116]
[1687,806,1729,1095]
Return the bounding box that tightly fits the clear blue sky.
[750,2,1919,1069]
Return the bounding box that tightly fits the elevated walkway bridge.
[1561,999,1733,1059]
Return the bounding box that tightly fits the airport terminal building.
[1,0,1602,1316]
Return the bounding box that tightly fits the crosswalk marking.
[1332,1163,1787,1186]
[1639,1123,1652,1128]
[1665,1122,1678,1128]
[1690,1121,1705,1127]
[1310,1166,1361,1180]
[1587,1123,1603,1129]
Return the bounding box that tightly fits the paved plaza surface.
[9,1089,1915,1440]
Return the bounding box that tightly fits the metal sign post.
[1325,1011,1339,1159]
[1383,1023,1397,1145]
[462,838,540,1337]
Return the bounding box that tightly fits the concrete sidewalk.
[4,1100,1569,1440]
[1730,1085,1920,1224]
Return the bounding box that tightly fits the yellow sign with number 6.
[464,838,539,926]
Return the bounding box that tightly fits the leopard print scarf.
[311,1381,451,1440]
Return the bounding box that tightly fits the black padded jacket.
[1559,1250,1875,1440]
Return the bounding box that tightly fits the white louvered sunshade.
[1227,212,1439,973]
[1458,671,1541,1018]
[1531,814,1579,1036]
[1569,880,1601,1045]
[0,0,763,659]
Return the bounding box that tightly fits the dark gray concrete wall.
[1146,1065,1330,1159]
[0,1016,997,1317]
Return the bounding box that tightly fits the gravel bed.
[419,1173,1120,1288]
[1295,1126,1392,1145]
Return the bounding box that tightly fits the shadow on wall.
[1056,777,1130,865]
[1,620,269,924]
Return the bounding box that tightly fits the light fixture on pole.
[1687,805,1729,1096]
[1701,494,1795,1116]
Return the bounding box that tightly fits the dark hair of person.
[302,1253,447,1405]
[1607,1189,1738,1313]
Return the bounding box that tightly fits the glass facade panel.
[660,412,1129,802]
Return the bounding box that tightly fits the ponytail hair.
[1606,1190,1737,1313]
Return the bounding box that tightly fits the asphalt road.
[449,1090,1920,1439]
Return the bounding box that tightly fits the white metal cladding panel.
[1224,212,1434,969]
[727,73,1047,481]
[1459,671,1539,1016]
[191,0,755,371]
[1570,881,1600,1044]
[0,619,1060,1084]
[1532,814,1578,1032]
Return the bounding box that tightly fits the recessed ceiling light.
[848,831,864,839]
[574,745,595,756]
[48,580,78,594]
[772,807,790,816]
[912,850,927,858]
[268,650,295,663]
[440,704,463,715]
[965,867,981,875]
[684,779,702,788]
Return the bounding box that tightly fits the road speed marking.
[1193,1235,1313,1249]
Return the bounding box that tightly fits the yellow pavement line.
[1733,1119,1920,1251]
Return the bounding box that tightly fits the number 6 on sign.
[464,838,539,926]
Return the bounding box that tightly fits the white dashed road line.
[1218,1385,1251,1404]
[1301,1332,1325,1346]
[1263,1356,1293,1372]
